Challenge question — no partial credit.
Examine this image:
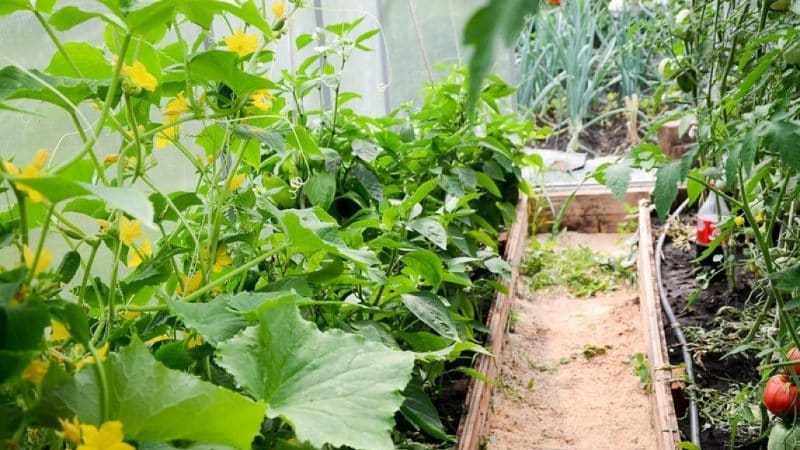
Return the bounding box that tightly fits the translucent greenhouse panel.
[379,0,515,112]
[0,2,202,194]
[0,0,517,186]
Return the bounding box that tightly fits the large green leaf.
[279,209,380,267]
[772,263,800,291]
[169,295,246,346]
[216,296,414,450]
[760,120,800,171]
[189,51,271,95]
[302,172,336,210]
[407,218,448,250]
[400,383,449,441]
[603,161,632,202]
[0,66,99,111]
[652,158,689,221]
[45,42,112,79]
[463,0,539,114]
[401,250,443,289]
[401,292,459,341]
[7,177,154,227]
[0,300,50,382]
[768,422,800,450]
[48,6,125,31]
[52,338,265,449]
[0,0,31,16]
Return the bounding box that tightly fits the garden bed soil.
[541,113,633,156]
[657,221,761,450]
[484,232,657,450]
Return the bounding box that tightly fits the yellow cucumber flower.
[50,320,70,342]
[78,421,134,450]
[178,271,203,296]
[225,29,258,57]
[122,310,141,320]
[127,239,153,268]
[212,244,234,273]
[5,150,49,202]
[250,89,273,111]
[272,0,285,18]
[58,417,82,444]
[76,343,109,370]
[227,173,246,192]
[155,117,179,149]
[23,245,53,276]
[187,335,204,348]
[164,91,189,116]
[119,217,143,246]
[733,216,745,227]
[122,61,157,92]
[103,154,119,165]
[755,212,765,223]
[21,359,49,384]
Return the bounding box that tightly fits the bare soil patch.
[485,233,657,450]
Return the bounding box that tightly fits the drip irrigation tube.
[654,199,701,447]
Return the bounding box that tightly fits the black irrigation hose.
[654,199,701,447]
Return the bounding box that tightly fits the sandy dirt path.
[485,232,657,450]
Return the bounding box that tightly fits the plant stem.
[24,205,54,284]
[87,342,110,422]
[124,94,145,183]
[56,34,133,183]
[104,233,124,341]
[183,243,289,302]
[78,241,101,307]
[34,11,83,78]
[738,164,800,350]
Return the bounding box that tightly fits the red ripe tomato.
[787,348,800,375]
[764,374,800,418]
[547,0,561,5]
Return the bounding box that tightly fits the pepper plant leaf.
[216,296,414,450]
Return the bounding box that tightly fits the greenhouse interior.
[2,0,800,449]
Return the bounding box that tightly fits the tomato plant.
[764,374,800,418]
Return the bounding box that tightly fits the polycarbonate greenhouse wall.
[0,0,514,167]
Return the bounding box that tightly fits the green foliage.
[521,239,635,297]
[464,0,538,115]
[52,338,266,449]
[769,422,800,450]
[217,296,414,450]
[0,1,533,448]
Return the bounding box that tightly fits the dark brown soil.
[541,113,633,156]
[659,234,762,450]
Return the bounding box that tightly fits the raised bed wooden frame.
[455,196,681,449]
[637,200,681,450]
[456,194,529,450]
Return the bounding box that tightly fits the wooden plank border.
[456,194,529,450]
[637,200,682,450]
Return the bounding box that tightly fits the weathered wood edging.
[637,200,681,450]
[456,194,529,450]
